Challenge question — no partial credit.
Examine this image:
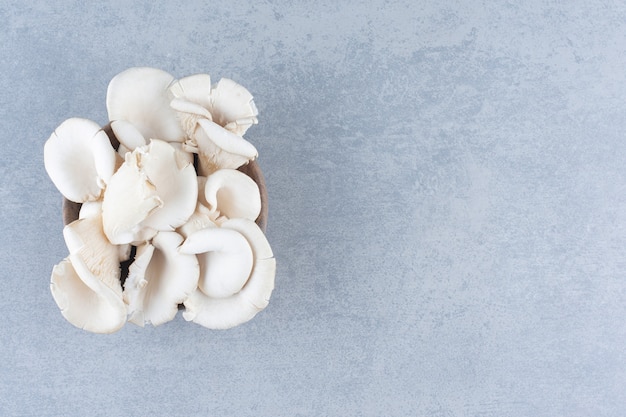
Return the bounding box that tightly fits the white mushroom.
[110,120,147,157]
[168,75,259,170]
[102,139,198,245]
[62,213,123,293]
[180,218,276,329]
[75,201,133,262]
[207,78,259,136]
[185,227,253,298]
[44,118,116,203]
[106,67,185,143]
[196,176,210,208]
[100,151,162,245]
[224,217,274,261]
[204,169,261,224]
[170,98,213,139]
[169,74,214,138]
[167,74,260,175]
[177,202,218,239]
[47,67,273,333]
[190,118,258,175]
[169,142,195,166]
[51,213,126,333]
[123,231,199,326]
[51,255,127,333]
[78,200,102,220]
[169,75,258,136]
[169,73,213,110]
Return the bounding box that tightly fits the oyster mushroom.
[124,231,199,326]
[207,78,259,136]
[51,213,126,333]
[51,256,127,333]
[170,97,213,139]
[109,120,147,157]
[157,72,261,176]
[106,67,185,143]
[177,202,218,239]
[167,74,215,139]
[189,118,258,176]
[196,176,210,208]
[62,213,123,293]
[169,75,258,136]
[102,139,198,245]
[44,118,117,203]
[204,168,261,224]
[46,67,274,333]
[169,73,213,110]
[78,200,102,220]
[187,227,253,298]
[180,218,276,329]
[169,142,195,166]
[75,203,133,262]
[169,74,259,175]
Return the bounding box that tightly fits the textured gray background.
[1,1,626,416]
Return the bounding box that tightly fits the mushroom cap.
[136,140,198,232]
[168,142,195,166]
[196,176,210,208]
[123,231,199,326]
[110,120,147,157]
[180,218,275,329]
[169,73,213,109]
[44,118,116,203]
[208,78,259,136]
[106,67,185,143]
[176,202,218,239]
[193,118,258,175]
[102,139,198,245]
[204,168,261,224]
[50,255,127,334]
[180,226,253,298]
[63,214,123,294]
[70,205,134,262]
[182,257,276,330]
[169,75,258,136]
[169,97,213,138]
[168,74,214,138]
[78,200,102,220]
[101,150,162,245]
[224,217,274,260]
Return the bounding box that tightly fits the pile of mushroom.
[44,67,275,333]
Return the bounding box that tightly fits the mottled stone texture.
[1,1,626,416]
